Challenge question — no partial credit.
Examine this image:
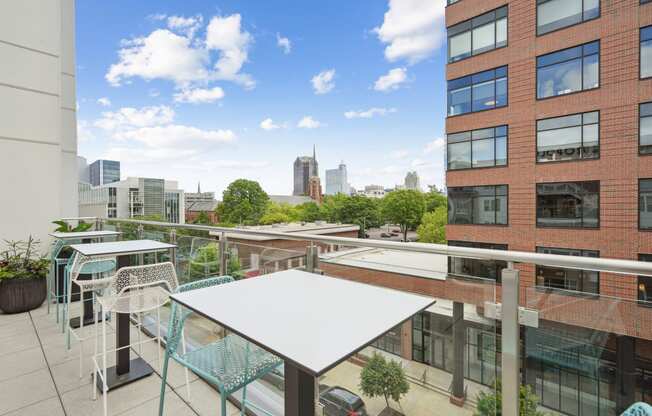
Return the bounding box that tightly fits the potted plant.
[0,236,50,314]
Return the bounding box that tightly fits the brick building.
[442,0,652,414]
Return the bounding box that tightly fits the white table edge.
[69,240,177,257]
[169,290,436,377]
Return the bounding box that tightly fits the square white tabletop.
[171,269,436,376]
[49,230,122,240]
[69,239,176,257]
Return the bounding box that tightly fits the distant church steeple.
[197,181,201,193]
[313,144,316,161]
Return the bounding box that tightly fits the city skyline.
[74,0,447,196]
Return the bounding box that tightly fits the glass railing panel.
[523,282,652,416]
[225,241,306,278]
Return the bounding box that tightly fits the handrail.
[67,216,652,277]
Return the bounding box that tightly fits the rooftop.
[209,221,359,241]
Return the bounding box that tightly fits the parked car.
[380,232,391,238]
[319,385,368,416]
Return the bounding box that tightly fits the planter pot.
[379,407,405,416]
[0,277,46,314]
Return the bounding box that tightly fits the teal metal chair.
[622,403,652,416]
[48,239,69,322]
[159,276,283,416]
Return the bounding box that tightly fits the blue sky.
[76,0,447,196]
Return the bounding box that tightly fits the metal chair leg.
[158,349,171,416]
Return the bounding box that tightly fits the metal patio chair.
[93,262,179,416]
[621,403,652,416]
[158,276,282,416]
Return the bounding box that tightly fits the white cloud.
[297,116,323,129]
[205,14,255,89]
[276,33,291,54]
[205,160,271,169]
[374,67,408,92]
[424,137,445,154]
[97,97,111,107]
[77,120,94,142]
[173,86,225,104]
[389,149,409,159]
[260,118,282,130]
[166,15,203,38]
[94,105,175,131]
[105,146,200,163]
[311,69,336,95]
[115,124,236,147]
[344,107,397,119]
[106,13,254,91]
[374,0,446,64]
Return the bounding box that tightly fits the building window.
[447,126,507,170]
[537,41,599,99]
[448,241,507,281]
[536,111,599,162]
[641,103,652,154]
[373,325,402,356]
[639,254,652,306]
[448,185,508,225]
[642,26,652,78]
[447,0,460,4]
[536,181,599,228]
[536,0,599,35]
[536,247,599,294]
[448,6,507,63]
[644,0,652,4]
[641,179,652,230]
[448,66,507,116]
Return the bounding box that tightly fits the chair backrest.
[621,403,652,416]
[166,275,234,355]
[111,262,179,296]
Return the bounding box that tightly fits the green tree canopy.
[359,353,410,409]
[217,179,269,225]
[417,206,447,244]
[192,211,211,225]
[337,195,382,236]
[381,189,426,241]
[295,202,322,222]
[475,381,547,416]
[424,190,447,213]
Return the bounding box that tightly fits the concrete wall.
[0,0,78,247]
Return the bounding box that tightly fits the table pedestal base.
[69,312,105,329]
[95,357,153,392]
[284,362,316,416]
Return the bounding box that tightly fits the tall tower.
[293,145,319,196]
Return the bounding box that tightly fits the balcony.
[1,217,652,416]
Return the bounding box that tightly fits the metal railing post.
[137,224,144,239]
[501,263,520,416]
[169,229,177,267]
[95,217,103,231]
[219,232,228,276]
[306,243,319,274]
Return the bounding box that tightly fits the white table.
[69,240,177,391]
[49,230,122,240]
[171,269,436,415]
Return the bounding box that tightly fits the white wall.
[0,0,78,248]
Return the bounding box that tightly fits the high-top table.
[49,230,122,328]
[171,269,436,416]
[69,239,176,390]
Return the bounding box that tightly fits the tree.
[417,206,447,243]
[295,202,322,222]
[424,190,447,213]
[192,211,211,225]
[381,189,426,241]
[359,353,410,409]
[217,179,269,225]
[337,195,382,237]
[475,381,547,416]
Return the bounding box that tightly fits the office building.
[325,162,350,195]
[444,1,652,414]
[362,185,385,198]
[404,171,421,191]
[77,156,89,183]
[79,177,185,223]
[0,0,78,243]
[293,145,318,196]
[89,159,120,186]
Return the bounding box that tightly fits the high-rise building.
[293,145,318,196]
[0,0,79,244]
[79,177,185,223]
[404,171,420,191]
[325,162,349,195]
[77,156,89,183]
[444,1,652,413]
[89,159,120,186]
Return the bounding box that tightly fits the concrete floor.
[0,302,241,416]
